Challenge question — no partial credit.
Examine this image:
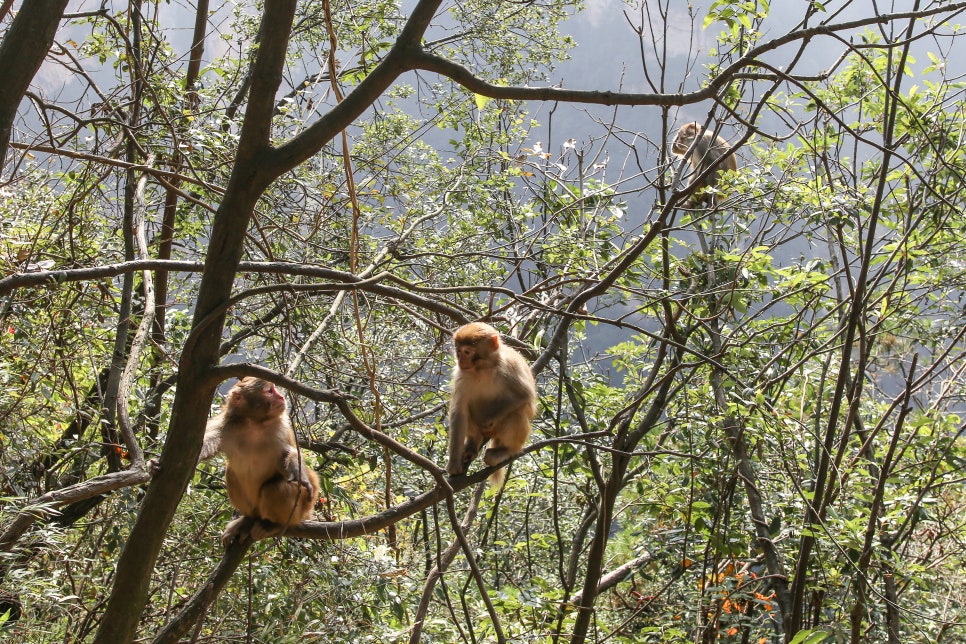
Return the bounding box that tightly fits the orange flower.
[754,591,776,612]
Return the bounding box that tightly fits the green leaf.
[789,629,830,644]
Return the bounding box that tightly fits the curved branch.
[116,156,157,467]
[205,362,346,404]
[403,4,966,107]
[7,142,222,204]
[0,466,153,552]
[410,45,708,106]
[151,533,253,644]
[0,260,203,296]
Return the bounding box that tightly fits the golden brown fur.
[671,122,738,207]
[447,322,537,487]
[200,377,320,546]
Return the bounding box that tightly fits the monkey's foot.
[220,517,285,547]
[249,520,284,542]
[482,447,513,468]
[445,459,465,476]
[221,515,255,549]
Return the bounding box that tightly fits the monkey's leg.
[258,477,315,528]
[225,469,258,518]
[482,412,531,468]
[460,423,485,473]
[249,519,285,542]
[482,415,530,490]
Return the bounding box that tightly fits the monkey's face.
[671,123,698,155]
[232,377,286,420]
[454,335,500,371]
[453,323,501,372]
[258,382,286,412]
[671,123,701,156]
[455,341,483,371]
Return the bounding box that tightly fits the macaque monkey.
[446,322,537,487]
[199,377,320,547]
[671,122,738,207]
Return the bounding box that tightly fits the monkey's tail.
[488,467,507,490]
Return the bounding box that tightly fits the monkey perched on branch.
[446,322,537,488]
[671,121,738,207]
[199,377,320,547]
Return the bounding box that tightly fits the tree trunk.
[0,0,69,171]
[91,1,299,639]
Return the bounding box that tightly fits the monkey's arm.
[197,423,222,463]
[280,448,314,490]
[446,403,468,475]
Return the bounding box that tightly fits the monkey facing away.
[446,322,537,487]
[199,377,320,546]
[671,121,738,207]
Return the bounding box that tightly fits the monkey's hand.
[282,466,314,495]
[296,470,314,492]
[460,439,482,472]
[281,450,315,492]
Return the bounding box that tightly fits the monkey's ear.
[489,333,501,351]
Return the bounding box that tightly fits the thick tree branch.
[569,552,653,604]
[0,0,69,169]
[93,1,304,640]
[154,469,493,643]
[0,466,153,552]
[268,0,445,174]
